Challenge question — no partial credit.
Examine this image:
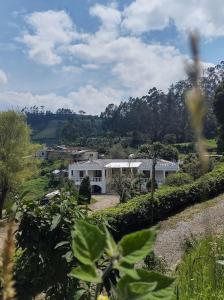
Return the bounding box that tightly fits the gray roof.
[70,159,178,170]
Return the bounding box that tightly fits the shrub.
[91,163,224,240]
[165,173,193,186]
[78,176,91,204]
[14,190,88,300]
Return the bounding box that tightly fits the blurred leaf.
[50,214,61,231]
[70,264,102,283]
[118,229,156,264]
[72,220,106,265]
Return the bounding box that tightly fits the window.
[80,171,84,177]
[95,170,102,177]
[71,170,74,176]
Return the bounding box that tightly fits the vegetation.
[165,173,193,187]
[176,235,224,300]
[70,221,174,299]
[15,190,88,300]
[0,111,37,218]
[214,82,224,153]
[138,143,178,199]
[92,163,224,239]
[78,177,91,205]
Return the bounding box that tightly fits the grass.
[206,138,217,149]
[176,234,224,299]
[21,176,49,202]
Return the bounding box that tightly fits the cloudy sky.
[0,0,223,114]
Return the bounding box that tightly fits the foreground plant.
[70,221,174,299]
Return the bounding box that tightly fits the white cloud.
[0,86,122,115]
[20,10,77,65]
[122,0,224,38]
[68,85,122,114]
[0,70,8,85]
[16,2,217,113]
[90,3,121,30]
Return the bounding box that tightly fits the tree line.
[101,62,224,145]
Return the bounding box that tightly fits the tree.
[78,176,91,204]
[214,82,224,153]
[0,111,35,218]
[160,145,179,162]
[138,142,165,199]
[109,143,127,159]
[110,174,134,203]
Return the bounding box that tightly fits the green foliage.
[21,177,49,202]
[14,190,88,300]
[70,221,174,299]
[181,153,214,179]
[165,173,193,187]
[110,175,136,203]
[78,176,91,204]
[109,143,128,159]
[0,110,37,217]
[214,82,224,153]
[173,142,195,154]
[91,163,224,239]
[176,235,224,299]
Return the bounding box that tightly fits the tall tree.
[214,82,224,153]
[0,111,35,218]
[138,142,165,199]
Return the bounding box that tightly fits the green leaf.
[129,282,157,294]
[62,251,73,263]
[117,269,174,300]
[118,229,156,264]
[54,241,69,249]
[73,289,86,300]
[50,214,61,231]
[114,261,140,280]
[104,225,119,258]
[69,264,102,283]
[72,220,106,265]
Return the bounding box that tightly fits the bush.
[165,173,193,186]
[78,176,91,204]
[14,191,88,299]
[91,163,224,240]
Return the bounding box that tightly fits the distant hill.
[26,111,102,145]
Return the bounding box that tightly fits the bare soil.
[154,194,224,270]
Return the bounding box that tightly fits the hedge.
[91,163,224,240]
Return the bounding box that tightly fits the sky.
[0,0,224,115]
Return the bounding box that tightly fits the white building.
[68,159,179,194]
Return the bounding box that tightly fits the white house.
[68,159,179,194]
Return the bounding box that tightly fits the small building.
[68,159,179,194]
[36,146,98,161]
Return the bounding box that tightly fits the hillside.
[26,111,102,145]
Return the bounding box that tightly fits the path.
[154,194,224,270]
[89,195,119,211]
[0,223,7,253]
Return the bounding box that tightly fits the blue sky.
[0,0,223,114]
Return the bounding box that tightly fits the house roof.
[105,162,142,168]
[69,159,179,171]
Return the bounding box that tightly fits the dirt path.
[0,224,7,253]
[89,195,119,211]
[154,194,224,270]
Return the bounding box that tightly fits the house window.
[71,170,74,176]
[143,170,150,178]
[95,170,102,177]
[80,171,84,177]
